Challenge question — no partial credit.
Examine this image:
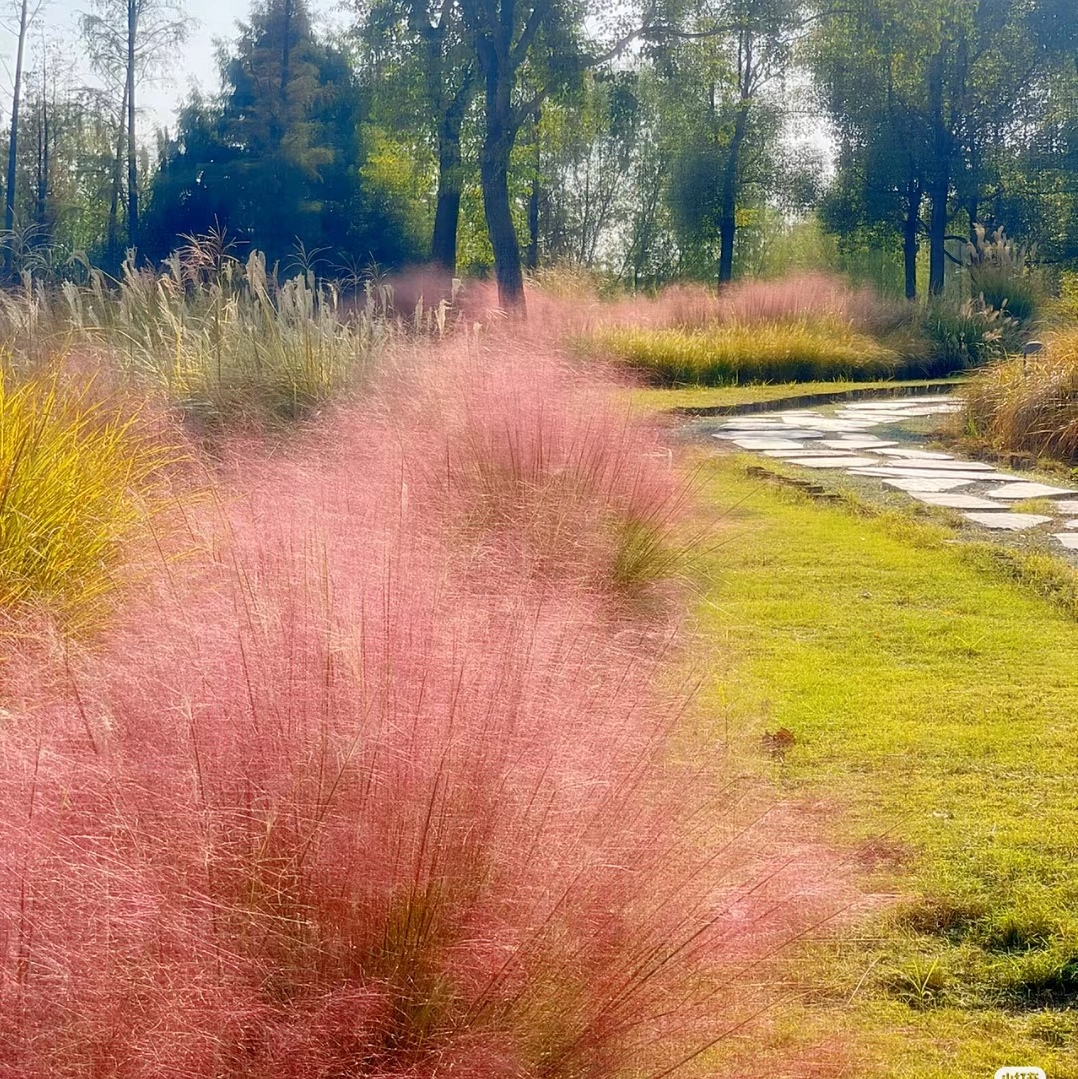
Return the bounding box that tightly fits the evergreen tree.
[146,0,425,267]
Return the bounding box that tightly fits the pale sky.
[0,0,343,137]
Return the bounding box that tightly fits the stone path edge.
[668,379,967,417]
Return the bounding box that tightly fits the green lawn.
[627,379,965,415]
[692,454,1078,1077]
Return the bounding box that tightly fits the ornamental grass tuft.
[0,363,171,630]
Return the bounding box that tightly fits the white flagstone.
[789,419,880,432]
[869,459,997,471]
[785,455,881,468]
[877,477,976,492]
[962,512,1054,530]
[876,448,954,460]
[818,438,899,450]
[982,482,1077,500]
[761,448,859,458]
[907,493,1006,509]
[731,438,810,450]
[851,467,1012,481]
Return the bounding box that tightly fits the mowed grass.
[691,454,1078,1077]
[625,378,965,415]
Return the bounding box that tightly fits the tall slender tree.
[360,0,476,277]
[4,0,42,274]
[80,0,188,254]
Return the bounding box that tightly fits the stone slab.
[962,512,1053,530]
[786,456,881,468]
[712,422,811,435]
[787,418,879,432]
[1051,500,1078,514]
[1063,519,1078,528]
[982,482,1077,500]
[848,406,943,417]
[878,477,975,492]
[730,438,809,450]
[839,401,927,410]
[873,458,996,471]
[851,467,1012,481]
[876,448,954,460]
[818,438,899,450]
[720,420,798,429]
[908,493,1006,509]
[762,448,859,458]
[839,412,917,422]
[717,426,825,439]
[1053,533,1078,549]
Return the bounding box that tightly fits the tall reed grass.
[0,364,170,629]
[962,328,1078,461]
[0,344,840,1078]
[60,253,396,426]
[0,239,442,428]
[964,226,1042,324]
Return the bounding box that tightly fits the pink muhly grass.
[389,343,692,595]
[0,348,845,1079]
[578,275,905,339]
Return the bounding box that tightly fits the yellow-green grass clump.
[962,328,1078,462]
[588,322,901,386]
[0,366,169,629]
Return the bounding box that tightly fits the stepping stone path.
[705,393,1078,553]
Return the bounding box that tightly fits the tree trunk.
[430,169,462,275]
[279,0,293,131]
[479,52,525,313]
[430,83,469,276]
[35,51,49,233]
[126,0,139,253]
[903,178,921,301]
[5,0,31,275]
[525,108,540,271]
[928,177,948,296]
[107,87,128,266]
[927,49,948,296]
[717,101,750,287]
[480,139,524,311]
[526,176,539,270]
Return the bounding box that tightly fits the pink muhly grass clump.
[714,274,902,334]
[391,343,690,593]
[579,274,904,340]
[0,348,842,1078]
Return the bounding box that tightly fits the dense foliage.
[1,0,1077,308]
